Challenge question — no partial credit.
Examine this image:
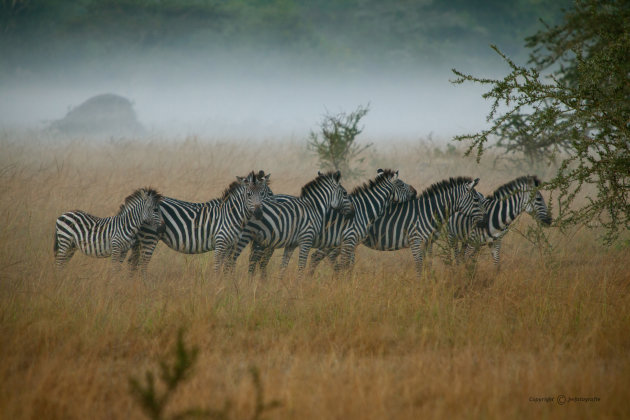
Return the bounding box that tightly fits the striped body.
[249,169,417,275]
[54,188,163,270]
[231,171,353,279]
[127,171,273,274]
[446,175,552,267]
[307,169,417,273]
[362,177,485,277]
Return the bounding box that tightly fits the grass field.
[1,132,629,419]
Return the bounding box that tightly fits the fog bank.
[1,64,494,142]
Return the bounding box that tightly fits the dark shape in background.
[50,94,145,137]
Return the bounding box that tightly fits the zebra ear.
[394,170,399,180]
[236,176,245,184]
[334,170,341,182]
[466,178,480,192]
[377,168,384,176]
[318,171,323,177]
[264,173,271,182]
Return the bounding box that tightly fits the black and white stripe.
[54,187,164,269]
[362,177,485,277]
[248,169,417,275]
[306,169,418,273]
[127,171,274,275]
[230,170,354,279]
[447,175,552,267]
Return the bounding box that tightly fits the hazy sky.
[1,63,497,141]
[0,0,567,142]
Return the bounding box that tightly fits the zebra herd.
[53,169,552,278]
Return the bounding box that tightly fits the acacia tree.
[452,0,630,242]
[307,104,372,179]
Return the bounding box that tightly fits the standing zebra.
[248,169,417,276]
[54,187,164,270]
[445,175,552,267]
[306,169,418,274]
[362,177,485,277]
[229,170,354,280]
[127,170,274,275]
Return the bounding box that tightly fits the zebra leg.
[296,242,313,280]
[423,237,434,269]
[410,236,425,278]
[248,242,265,276]
[134,228,160,278]
[127,240,141,272]
[54,236,76,269]
[327,248,340,266]
[448,234,463,265]
[213,246,228,274]
[213,236,233,274]
[308,249,329,275]
[257,248,274,281]
[464,242,479,262]
[491,239,502,270]
[281,247,296,270]
[455,242,466,265]
[336,240,358,273]
[229,230,254,277]
[110,243,128,274]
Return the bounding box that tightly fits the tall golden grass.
[1,132,629,419]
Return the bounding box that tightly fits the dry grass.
[1,132,629,419]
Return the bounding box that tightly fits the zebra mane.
[350,169,396,195]
[118,187,162,215]
[221,180,243,201]
[300,171,339,197]
[416,176,474,201]
[490,175,541,200]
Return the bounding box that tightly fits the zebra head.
[309,170,354,216]
[455,177,486,227]
[236,170,273,220]
[123,187,165,233]
[373,168,417,204]
[524,177,552,226]
[491,176,553,227]
[376,168,417,203]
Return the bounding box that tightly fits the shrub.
[307,104,371,180]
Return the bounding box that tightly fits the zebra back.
[364,177,484,250]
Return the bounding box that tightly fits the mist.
[0,0,571,142]
[1,59,496,141]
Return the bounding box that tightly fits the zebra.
[54,187,164,270]
[247,169,417,276]
[306,169,418,274]
[229,170,354,280]
[445,175,552,267]
[126,170,274,276]
[362,177,486,277]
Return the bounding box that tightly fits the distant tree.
[451,0,630,242]
[307,104,372,179]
